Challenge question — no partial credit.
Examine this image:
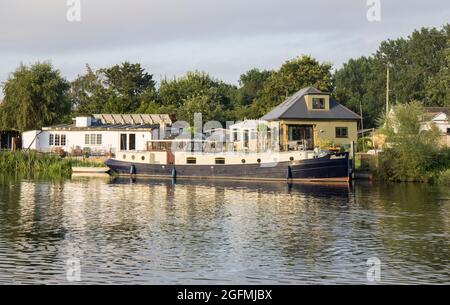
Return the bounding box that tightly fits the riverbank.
[0,151,104,178]
[354,152,450,185]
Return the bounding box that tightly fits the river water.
[0,175,448,284]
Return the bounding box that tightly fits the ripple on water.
[0,177,449,284]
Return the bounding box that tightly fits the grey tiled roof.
[261,87,361,121]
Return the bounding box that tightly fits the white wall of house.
[22,129,154,154]
[421,112,450,147]
[22,130,44,150]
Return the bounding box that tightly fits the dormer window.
[312,98,325,109]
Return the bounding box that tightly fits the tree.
[247,55,333,118]
[158,71,236,122]
[178,89,225,124]
[0,62,70,131]
[333,57,385,128]
[236,68,272,106]
[378,101,444,182]
[70,62,156,114]
[69,65,108,115]
[99,62,156,113]
[334,24,450,127]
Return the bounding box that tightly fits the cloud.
[0,0,449,88]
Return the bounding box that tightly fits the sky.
[0,0,449,92]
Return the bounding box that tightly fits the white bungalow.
[421,107,450,147]
[22,114,172,155]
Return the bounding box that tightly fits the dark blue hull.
[105,152,350,182]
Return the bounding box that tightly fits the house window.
[49,134,66,146]
[186,157,197,164]
[447,128,450,135]
[129,134,136,150]
[336,127,348,138]
[312,98,325,109]
[85,134,102,145]
[120,134,127,150]
[215,158,225,165]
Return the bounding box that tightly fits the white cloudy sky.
[0,0,448,89]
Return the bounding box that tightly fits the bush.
[377,102,448,182]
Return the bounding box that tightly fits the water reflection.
[0,175,448,284]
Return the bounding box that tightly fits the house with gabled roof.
[261,87,361,150]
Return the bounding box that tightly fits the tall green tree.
[247,55,333,118]
[0,62,70,131]
[334,24,449,128]
[158,71,236,122]
[70,62,156,114]
[69,64,108,115]
[100,62,156,113]
[333,57,386,127]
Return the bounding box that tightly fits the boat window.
[120,134,127,150]
[129,134,136,150]
[241,159,246,164]
[215,158,225,165]
[243,130,249,148]
[122,154,126,159]
[257,158,261,163]
[233,129,238,142]
[186,157,197,164]
[290,156,294,161]
[131,155,135,160]
[141,156,145,161]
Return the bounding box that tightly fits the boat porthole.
[290,156,294,161]
[162,165,165,169]
[241,159,246,164]
[257,158,261,163]
[141,156,145,161]
[123,154,126,159]
[131,155,135,160]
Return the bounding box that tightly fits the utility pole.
[386,63,390,116]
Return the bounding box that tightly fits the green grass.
[0,151,104,178]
